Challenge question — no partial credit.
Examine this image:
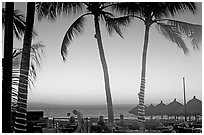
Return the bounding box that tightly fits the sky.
[3,2,202,106]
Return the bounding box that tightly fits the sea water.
[27,103,192,120]
[27,103,137,119]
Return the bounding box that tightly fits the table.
[57,127,75,133]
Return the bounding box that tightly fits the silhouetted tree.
[12,43,44,111]
[2,4,42,132]
[14,2,36,132]
[36,2,130,130]
[2,2,14,133]
[2,8,26,40]
[113,2,201,132]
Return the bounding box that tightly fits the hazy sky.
[10,2,202,105]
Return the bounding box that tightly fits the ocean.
[27,103,137,119]
[27,103,196,121]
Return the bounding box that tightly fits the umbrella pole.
[183,77,187,122]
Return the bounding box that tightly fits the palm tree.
[12,43,44,131]
[113,2,201,131]
[2,3,41,132]
[14,2,36,132]
[12,43,44,108]
[36,2,130,130]
[2,2,14,133]
[2,7,37,40]
[2,8,26,40]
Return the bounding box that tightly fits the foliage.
[12,43,44,109]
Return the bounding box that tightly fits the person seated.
[114,114,128,131]
[97,116,110,132]
[67,116,78,133]
[184,121,190,128]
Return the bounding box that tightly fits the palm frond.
[2,8,26,39]
[2,8,37,39]
[36,2,83,21]
[99,11,114,25]
[111,2,143,16]
[56,2,84,16]
[12,43,44,110]
[61,14,88,61]
[164,2,197,17]
[36,2,62,21]
[156,23,189,54]
[11,43,44,111]
[112,2,197,21]
[13,10,26,39]
[153,2,197,19]
[105,14,132,38]
[36,2,55,21]
[167,20,202,49]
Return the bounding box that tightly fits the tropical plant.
[36,2,131,130]
[112,2,201,131]
[2,3,42,132]
[2,2,14,133]
[11,43,44,132]
[12,43,44,110]
[2,8,37,40]
[2,8,26,39]
[14,2,36,132]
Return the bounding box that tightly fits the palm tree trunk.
[94,14,114,131]
[14,2,35,132]
[138,24,150,132]
[2,2,14,133]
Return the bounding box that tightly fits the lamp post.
[183,77,187,121]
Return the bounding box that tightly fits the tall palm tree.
[2,4,41,132]
[36,2,130,129]
[12,43,44,109]
[2,2,14,133]
[12,43,44,131]
[113,2,201,131]
[14,2,36,132]
[2,7,37,40]
[2,8,26,40]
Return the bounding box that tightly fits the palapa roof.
[128,96,202,116]
[146,104,156,116]
[166,98,183,116]
[177,96,202,116]
[155,101,167,115]
[129,105,146,115]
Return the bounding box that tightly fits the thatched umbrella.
[167,98,183,116]
[146,104,156,119]
[166,98,183,119]
[129,105,147,116]
[177,96,202,117]
[155,101,167,119]
[129,105,139,115]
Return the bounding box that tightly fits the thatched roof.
[177,96,202,116]
[155,101,167,115]
[128,96,202,117]
[129,105,146,115]
[146,104,156,116]
[166,98,183,116]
